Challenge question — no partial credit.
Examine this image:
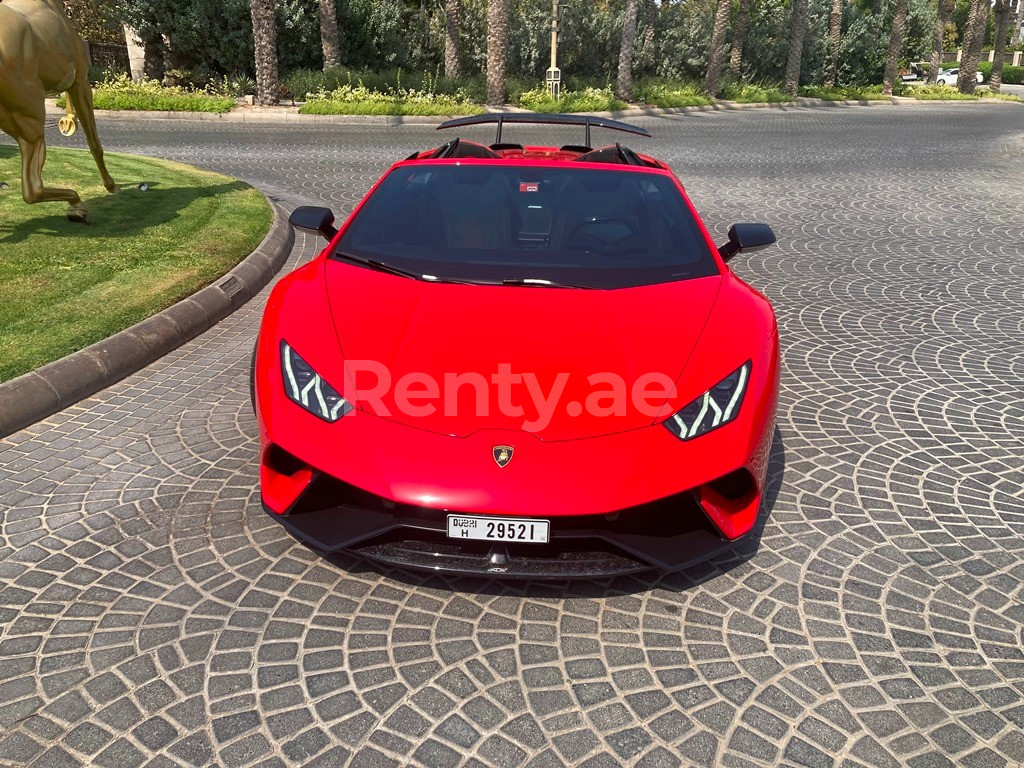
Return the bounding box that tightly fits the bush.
[981,90,1023,102]
[60,74,236,113]
[903,83,979,100]
[299,83,483,116]
[718,81,794,102]
[283,67,489,103]
[799,85,892,100]
[979,61,1024,85]
[209,74,257,99]
[634,79,713,108]
[518,86,627,113]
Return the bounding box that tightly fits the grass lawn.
[0,145,271,381]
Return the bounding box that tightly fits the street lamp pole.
[546,0,561,98]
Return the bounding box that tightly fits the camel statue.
[0,0,117,223]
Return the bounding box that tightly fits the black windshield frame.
[333,163,720,290]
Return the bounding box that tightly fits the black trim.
[263,472,744,578]
[437,113,652,148]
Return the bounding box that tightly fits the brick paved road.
[1,104,1023,768]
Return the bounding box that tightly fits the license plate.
[446,515,550,544]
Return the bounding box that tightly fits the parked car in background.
[936,68,984,86]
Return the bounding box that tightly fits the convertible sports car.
[254,114,779,578]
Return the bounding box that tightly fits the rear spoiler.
[437,113,651,150]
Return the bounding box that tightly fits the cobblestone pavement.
[1,104,1023,768]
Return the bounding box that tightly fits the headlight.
[280,341,352,422]
[664,362,751,441]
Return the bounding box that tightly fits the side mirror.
[718,223,776,262]
[289,206,338,241]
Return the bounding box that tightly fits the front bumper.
[263,470,750,578]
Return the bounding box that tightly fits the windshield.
[334,164,719,289]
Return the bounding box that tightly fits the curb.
[0,200,294,438]
[42,96,902,126]
[44,93,1018,126]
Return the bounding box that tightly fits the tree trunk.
[729,0,753,76]
[486,0,509,106]
[250,0,279,105]
[704,0,732,96]
[990,0,1013,90]
[319,0,341,70]
[617,0,641,101]
[929,0,953,82]
[958,0,988,93]
[784,0,810,96]
[1014,0,1023,41]
[445,0,461,79]
[882,0,910,95]
[824,0,843,87]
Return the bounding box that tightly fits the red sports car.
[254,114,779,578]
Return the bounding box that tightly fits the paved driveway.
[1,103,1023,768]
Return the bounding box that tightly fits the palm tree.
[730,0,753,76]
[641,0,659,72]
[445,0,461,79]
[618,0,641,101]
[1014,0,1023,42]
[824,0,843,87]
[958,0,989,93]
[882,0,910,95]
[990,0,1014,90]
[704,0,733,96]
[250,0,279,106]
[319,0,341,70]
[929,0,954,83]
[486,0,509,106]
[784,0,810,97]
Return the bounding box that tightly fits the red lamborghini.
[253,114,779,577]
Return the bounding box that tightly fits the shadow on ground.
[0,144,249,245]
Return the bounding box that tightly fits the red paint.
[256,148,779,542]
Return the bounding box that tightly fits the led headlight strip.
[665,362,751,441]
[281,341,352,422]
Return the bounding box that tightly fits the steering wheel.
[564,215,641,251]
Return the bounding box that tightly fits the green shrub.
[980,90,1023,102]
[718,81,794,103]
[283,67,489,103]
[979,61,1024,84]
[59,74,236,113]
[903,83,979,100]
[634,79,713,107]
[209,74,257,99]
[299,83,483,116]
[799,85,892,100]
[518,86,627,113]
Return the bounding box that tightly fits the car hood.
[324,261,722,441]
